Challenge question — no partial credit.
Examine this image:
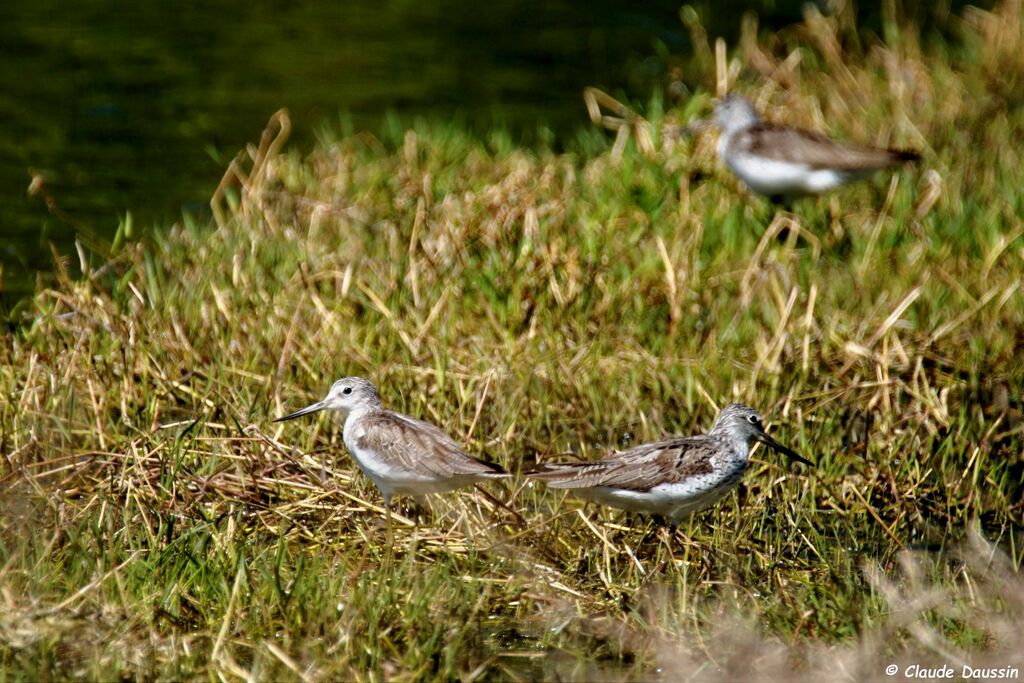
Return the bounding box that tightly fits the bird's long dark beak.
[273,400,327,423]
[757,431,813,467]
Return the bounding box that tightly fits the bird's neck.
[710,428,753,461]
[342,405,375,433]
[717,125,750,158]
[717,131,735,158]
[718,114,760,151]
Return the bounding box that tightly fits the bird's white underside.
[576,480,734,522]
[726,154,854,196]
[570,460,748,523]
[344,415,480,500]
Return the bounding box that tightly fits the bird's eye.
[747,414,759,424]
[342,387,352,395]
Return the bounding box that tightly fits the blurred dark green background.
[1,0,956,306]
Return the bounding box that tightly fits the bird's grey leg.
[382,494,395,550]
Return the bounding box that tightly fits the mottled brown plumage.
[354,410,507,480]
[526,403,811,524]
[527,436,716,492]
[275,376,508,506]
[731,123,920,171]
[713,93,920,199]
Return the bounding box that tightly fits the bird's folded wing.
[357,411,507,477]
[528,437,716,491]
[735,124,913,171]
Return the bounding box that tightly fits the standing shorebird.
[274,377,509,509]
[713,93,919,202]
[526,403,811,528]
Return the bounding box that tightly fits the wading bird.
[713,93,919,202]
[526,403,811,528]
[275,377,509,515]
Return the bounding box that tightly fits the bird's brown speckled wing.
[526,436,718,492]
[731,124,918,171]
[355,410,508,478]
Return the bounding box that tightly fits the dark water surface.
[2,0,822,304]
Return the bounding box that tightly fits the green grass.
[2,2,1024,680]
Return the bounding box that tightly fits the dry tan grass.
[2,1,1023,679]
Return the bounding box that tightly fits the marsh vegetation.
[2,2,1023,680]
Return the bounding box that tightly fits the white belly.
[343,430,473,500]
[726,154,850,197]
[575,466,746,524]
